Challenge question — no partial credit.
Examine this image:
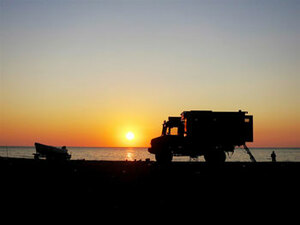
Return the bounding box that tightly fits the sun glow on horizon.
[126,132,135,141]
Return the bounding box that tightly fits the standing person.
[271,151,276,162]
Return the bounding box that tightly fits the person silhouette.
[271,151,276,162]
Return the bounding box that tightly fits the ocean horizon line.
[1,145,300,149]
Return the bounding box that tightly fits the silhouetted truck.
[148,110,254,163]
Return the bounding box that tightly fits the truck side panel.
[184,111,252,146]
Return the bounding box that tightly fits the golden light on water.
[126,152,133,161]
[126,132,135,141]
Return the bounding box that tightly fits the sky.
[0,0,299,147]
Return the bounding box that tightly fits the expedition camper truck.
[148,110,254,163]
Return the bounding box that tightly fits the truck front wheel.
[155,151,173,164]
[204,150,226,164]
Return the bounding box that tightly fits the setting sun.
[126,132,135,141]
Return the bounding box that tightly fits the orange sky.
[1,104,299,147]
[1,1,299,147]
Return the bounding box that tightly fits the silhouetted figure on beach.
[271,151,276,162]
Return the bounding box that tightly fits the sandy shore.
[1,157,299,217]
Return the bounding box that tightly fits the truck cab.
[161,117,184,136]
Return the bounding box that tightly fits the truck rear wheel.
[155,151,173,164]
[204,150,226,164]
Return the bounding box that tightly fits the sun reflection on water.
[126,152,134,161]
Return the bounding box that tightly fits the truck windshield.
[161,119,183,136]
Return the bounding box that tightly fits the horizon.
[1,145,300,149]
[1,0,299,147]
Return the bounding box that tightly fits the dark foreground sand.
[1,157,299,218]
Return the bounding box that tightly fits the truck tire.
[155,151,173,164]
[204,150,226,164]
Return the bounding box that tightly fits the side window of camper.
[170,127,178,135]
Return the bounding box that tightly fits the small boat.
[34,142,71,160]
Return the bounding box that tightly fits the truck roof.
[181,110,248,117]
[181,110,248,118]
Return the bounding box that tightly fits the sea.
[0,146,299,162]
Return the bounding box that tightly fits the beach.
[1,157,299,217]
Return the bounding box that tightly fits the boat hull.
[34,143,71,160]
